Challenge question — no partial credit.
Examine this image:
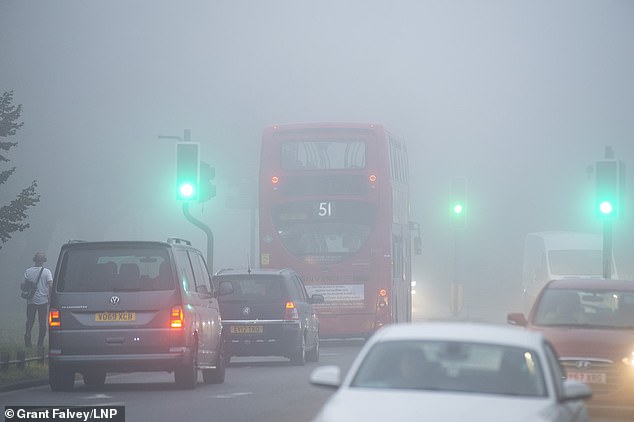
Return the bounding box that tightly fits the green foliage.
[0,91,23,145]
[0,91,40,249]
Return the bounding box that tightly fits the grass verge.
[0,343,48,388]
[0,310,49,389]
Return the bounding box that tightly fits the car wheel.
[203,350,226,384]
[175,345,198,389]
[49,363,75,391]
[82,370,106,388]
[306,334,320,363]
[290,333,306,366]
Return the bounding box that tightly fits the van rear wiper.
[219,299,249,304]
[112,287,141,292]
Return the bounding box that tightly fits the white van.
[521,231,618,312]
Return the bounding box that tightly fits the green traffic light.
[178,182,196,199]
[450,178,467,229]
[175,143,200,201]
[599,201,613,215]
[594,160,621,219]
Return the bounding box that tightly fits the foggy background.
[1,1,632,326]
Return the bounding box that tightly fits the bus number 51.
[318,202,333,217]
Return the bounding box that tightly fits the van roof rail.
[167,237,191,246]
[66,239,86,244]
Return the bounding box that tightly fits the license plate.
[95,311,136,322]
[566,371,606,384]
[231,325,263,334]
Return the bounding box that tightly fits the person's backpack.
[20,267,44,300]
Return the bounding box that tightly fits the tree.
[0,91,40,249]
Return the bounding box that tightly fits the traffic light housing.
[595,160,623,219]
[198,161,216,202]
[176,143,199,201]
[450,177,466,229]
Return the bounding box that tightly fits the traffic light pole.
[182,202,214,273]
[595,146,621,280]
[603,221,612,279]
[449,177,465,316]
[450,230,463,317]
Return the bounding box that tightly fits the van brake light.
[170,306,184,329]
[49,309,60,328]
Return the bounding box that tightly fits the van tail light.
[170,306,184,329]
[284,301,299,320]
[49,309,61,328]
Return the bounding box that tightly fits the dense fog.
[1,1,632,323]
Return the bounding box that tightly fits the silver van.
[48,238,225,391]
[521,231,619,313]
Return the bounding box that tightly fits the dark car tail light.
[49,308,61,328]
[284,301,299,320]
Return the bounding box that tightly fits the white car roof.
[370,322,545,350]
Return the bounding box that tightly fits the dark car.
[212,268,324,365]
[508,278,634,411]
[48,238,226,391]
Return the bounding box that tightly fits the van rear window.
[57,247,174,292]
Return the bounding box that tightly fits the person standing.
[24,252,53,350]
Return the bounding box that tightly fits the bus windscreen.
[273,200,377,264]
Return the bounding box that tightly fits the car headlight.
[621,351,634,366]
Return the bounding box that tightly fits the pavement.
[0,377,48,392]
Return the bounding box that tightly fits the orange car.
[508,278,634,411]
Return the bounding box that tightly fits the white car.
[310,322,592,422]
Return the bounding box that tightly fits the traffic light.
[450,177,466,229]
[176,143,199,201]
[198,161,216,202]
[595,160,623,219]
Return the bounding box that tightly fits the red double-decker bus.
[258,122,414,338]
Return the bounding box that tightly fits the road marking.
[211,392,253,399]
[81,394,114,399]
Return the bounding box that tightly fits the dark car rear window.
[57,247,174,292]
[215,275,285,303]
